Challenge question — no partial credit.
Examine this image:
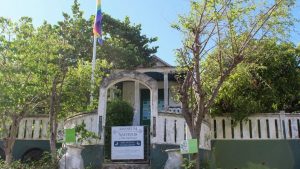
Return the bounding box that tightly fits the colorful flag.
[93,0,103,44]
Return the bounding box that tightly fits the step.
[102,163,150,169]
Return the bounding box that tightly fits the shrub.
[106,99,134,126]
[75,122,99,144]
[181,158,195,169]
[0,152,58,169]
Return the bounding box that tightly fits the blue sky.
[0,0,299,66]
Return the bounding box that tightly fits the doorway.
[140,89,151,126]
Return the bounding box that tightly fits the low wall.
[0,140,102,168]
[2,140,300,169]
[0,140,51,161]
[211,140,300,169]
[0,141,212,169]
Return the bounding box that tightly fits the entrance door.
[140,89,165,126]
[140,89,150,126]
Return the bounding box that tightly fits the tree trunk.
[190,126,201,169]
[49,72,66,161]
[49,117,57,160]
[4,138,14,164]
[4,116,21,164]
[49,78,58,160]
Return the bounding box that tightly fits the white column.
[151,86,158,142]
[163,72,169,112]
[97,87,107,144]
[133,81,140,126]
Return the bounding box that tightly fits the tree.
[173,0,296,168]
[100,13,158,68]
[56,0,158,69]
[11,20,73,160]
[45,0,158,158]
[37,23,72,160]
[0,17,45,164]
[212,40,300,121]
[60,59,110,118]
[0,0,158,163]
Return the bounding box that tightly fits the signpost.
[111,126,144,160]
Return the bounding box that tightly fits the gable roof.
[150,55,173,67]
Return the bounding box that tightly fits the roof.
[150,55,173,68]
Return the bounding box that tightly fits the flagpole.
[90,35,97,105]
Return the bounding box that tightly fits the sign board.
[65,128,76,143]
[180,139,198,154]
[57,129,64,143]
[111,126,144,160]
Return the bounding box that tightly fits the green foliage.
[182,158,196,169]
[100,13,158,68]
[181,158,210,169]
[211,40,300,121]
[0,153,58,169]
[0,17,46,118]
[74,122,98,144]
[106,100,134,126]
[60,59,110,117]
[0,0,156,163]
[174,1,296,168]
[56,0,158,69]
[0,0,157,120]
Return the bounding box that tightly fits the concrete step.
[102,163,150,169]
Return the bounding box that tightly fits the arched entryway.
[97,70,158,144]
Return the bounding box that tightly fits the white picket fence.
[212,112,300,140]
[0,116,63,140]
[155,113,211,150]
[2,111,300,149]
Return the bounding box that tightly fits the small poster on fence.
[65,128,76,143]
[180,139,198,154]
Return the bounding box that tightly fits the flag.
[93,0,103,45]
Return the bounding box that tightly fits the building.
[1,56,300,169]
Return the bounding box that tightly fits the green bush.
[75,122,99,144]
[106,99,134,126]
[181,158,195,169]
[0,152,58,169]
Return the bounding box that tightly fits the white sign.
[180,140,189,154]
[111,126,144,160]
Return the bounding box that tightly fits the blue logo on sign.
[114,141,141,147]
